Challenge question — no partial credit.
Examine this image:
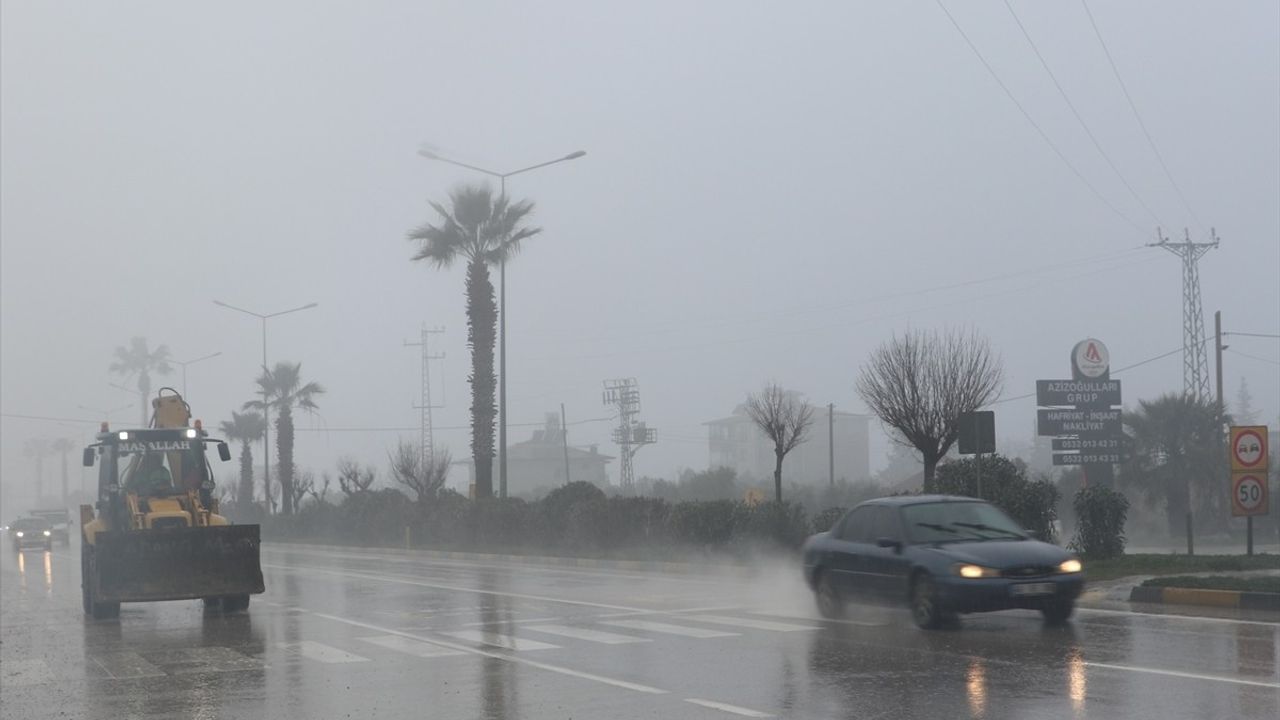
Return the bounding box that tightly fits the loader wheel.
[81,542,119,620]
[202,597,221,609]
[222,595,250,613]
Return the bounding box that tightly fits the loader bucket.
[91,525,264,603]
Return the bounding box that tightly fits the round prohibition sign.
[1232,429,1266,468]
[1234,475,1266,513]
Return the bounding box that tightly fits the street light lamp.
[171,351,223,398]
[417,147,586,498]
[213,300,318,507]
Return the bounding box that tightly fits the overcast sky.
[2,1,1277,505]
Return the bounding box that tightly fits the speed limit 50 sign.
[1232,473,1269,517]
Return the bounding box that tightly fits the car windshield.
[11,518,50,532]
[902,502,1027,544]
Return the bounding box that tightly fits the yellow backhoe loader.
[80,388,264,618]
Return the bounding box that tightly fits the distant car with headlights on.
[7,517,54,552]
[802,495,1084,628]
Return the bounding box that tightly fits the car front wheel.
[911,574,952,629]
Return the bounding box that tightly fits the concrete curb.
[1128,584,1280,611]
[266,539,746,576]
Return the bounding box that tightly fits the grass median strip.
[1086,553,1279,581]
[1141,575,1280,593]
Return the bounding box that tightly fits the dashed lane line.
[437,629,561,651]
[523,624,653,645]
[279,641,370,664]
[358,635,466,658]
[685,614,818,632]
[1085,661,1280,688]
[685,698,774,717]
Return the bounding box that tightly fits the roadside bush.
[340,488,416,546]
[667,500,741,546]
[936,455,1060,541]
[734,501,810,549]
[538,481,607,545]
[811,506,847,534]
[470,497,532,548]
[1070,485,1129,559]
[596,497,671,550]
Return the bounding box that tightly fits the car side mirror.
[876,537,902,552]
[217,442,232,462]
[82,447,96,467]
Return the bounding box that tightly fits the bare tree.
[291,469,317,510]
[745,384,816,502]
[336,458,376,497]
[388,440,452,505]
[856,329,1003,493]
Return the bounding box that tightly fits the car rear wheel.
[814,572,844,619]
[911,574,951,629]
[1041,599,1074,625]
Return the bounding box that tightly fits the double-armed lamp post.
[213,300,318,507]
[417,147,585,498]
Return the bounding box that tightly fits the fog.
[2,1,1277,510]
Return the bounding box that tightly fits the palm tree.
[407,184,540,498]
[220,411,267,511]
[50,438,75,505]
[109,337,173,426]
[23,438,50,502]
[1119,393,1226,537]
[244,362,324,515]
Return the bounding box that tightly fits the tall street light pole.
[213,300,318,510]
[417,147,586,498]
[172,351,223,398]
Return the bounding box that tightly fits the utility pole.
[603,378,656,491]
[1149,229,1219,403]
[404,326,445,467]
[561,403,571,485]
[1215,312,1253,555]
[828,403,835,488]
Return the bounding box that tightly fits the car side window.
[836,507,873,543]
[870,506,903,542]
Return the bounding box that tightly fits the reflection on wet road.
[2,541,1277,719]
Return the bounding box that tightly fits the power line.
[1225,332,1280,340]
[1003,0,1166,228]
[985,341,1201,407]
[292,416,616,433]
[1227,348,1280,367]
[934,0,1148,237]
[1,413,101,425]
[1079,0,1205,232]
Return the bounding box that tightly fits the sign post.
[1229,426,1270,555]
[1037,339,1122,489]
[957,411,995,498]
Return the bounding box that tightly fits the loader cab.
[84,427,232,525]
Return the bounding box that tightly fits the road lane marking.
[524,624,652,644]
[91,652,166,680]
[279,641,370,664]
[1085,661,1280,688]
[745,609,886,627]
[684,698,773,717]
[358,635,466,658]
[686,614,818,632]
[263,563,652,613]
[1,659,54,687]
[306,610,668,694]
[439,630,560,651]
[147,647,264,675]
[601,619,739,638]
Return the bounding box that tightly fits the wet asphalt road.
[2,541,1277,719]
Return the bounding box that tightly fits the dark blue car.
[802,495,1084,628]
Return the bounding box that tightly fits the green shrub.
[1070,485,1129,559]
[812,506,847,534]
[668,500,741,546]
[734,501,810,549]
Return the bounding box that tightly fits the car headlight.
[15,531,23,538]
[43,530,51,537]
[1057,558,1083,574]
[954,563,1000,579]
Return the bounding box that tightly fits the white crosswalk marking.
[358,635,466,658]
[524,624,652,645]
[92,652,166,679]
[2,659,54,687]
[685,614,818,632]
[280,641,370,663]
[439,630,560,651]
[601,619,738,638]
